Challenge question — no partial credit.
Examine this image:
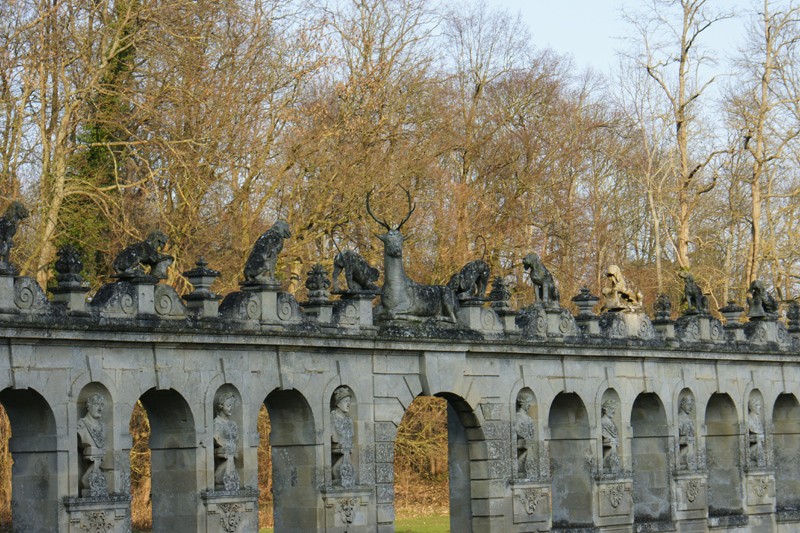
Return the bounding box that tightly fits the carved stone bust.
[515,391,537,479]
[678,396,696,470]
[331,387,355,488]
[601,399,620,472]
[748,397,766,468]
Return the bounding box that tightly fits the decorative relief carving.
[517,488,543,514]
[336,498,357,525]
[686,479,701,503]
[754,477,769,498]
[78,510,113,533]
[607,483,625,509]
[218,503,242,533]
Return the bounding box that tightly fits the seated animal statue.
[679,271,709,314]
[112,230,173,279]
[523,253,560,308]
[0,201,30,273]
[748,279,778,317]
[332,250,380,293]
[602,264,643,312]
[448,259,490,300]
[244,220,291,284]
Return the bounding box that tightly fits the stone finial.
[112,230,173,280]
[523,253,559,308]
[787,300,800,331]
[572,286,600,316]
[55,245,85,288]
[306,264,331,302]
[719,299,744,324]
[602,265,642,312]
[183,257,221,317]
[489,277,512,310]
[653,293,672,321]
[0,201,29,275]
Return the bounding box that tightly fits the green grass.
[259,514,449,533]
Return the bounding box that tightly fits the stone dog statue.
[678,271,708,314]
[332,250,380,293]
[523,253,559,308]
[448,259,491,300]
[112,230,173,279]
[244,220,291,284]
[0,201,30,273]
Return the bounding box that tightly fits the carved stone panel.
[64,495,131,533]
[595,479,633,527]
[746,473,776,514]
[511,482,551,528]
[201,489,259,533]
[321,487,371,532]
[673,474,707,521]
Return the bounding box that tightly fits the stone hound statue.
[244,220,291,284]
[678,270,708,314]
[602,264,642,312]
[448,258,490,300]
[112,230,174,279]
[523,253,560,308]
[0,201,30,274]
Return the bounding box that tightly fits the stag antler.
[366,189,392,231]
[396,186,416,230]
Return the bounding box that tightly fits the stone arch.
[772,393,800,514]
[512,387,539,480]
[137,387,199,532]
[549,391,592,528]
[0,387,59,532]
[705,393,743,517]
[264,388,319,532]
[76,382,115,495]
[434,391,495,532]
[630,392,671,524]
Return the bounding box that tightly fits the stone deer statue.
[367,188,457,322]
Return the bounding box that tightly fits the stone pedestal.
[456,299,502,333]
[544,307,577,337]
[50,285,89,313]
[303,299,334,323]
[0,274,18,315]
[321,486,372,532]
[510,481,551,532]
[600,312,655,340]
[333,292,377,329]
[594,478,633,528]
[672,473,707,521]
[64,494,131,533]
[745,317,791,346]
[652,319,675,340]
[129,277,157,316]
[241,281,280,323]
[201,489,259,533]
[183,258,222,318]
[745,471,776,516]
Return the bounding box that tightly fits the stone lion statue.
[0,201,30,273]
[523,253,559,307]
[244,220,291,284]
[332,250,379,293]
[602,264,642,312]
[113,230,174,279]
[448,259,490,300]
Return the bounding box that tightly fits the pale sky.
[486,0,753,75]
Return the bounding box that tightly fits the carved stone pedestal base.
[333,292,377,328]
[321,486,372,532]
[201,489,259,533]
[672,473,707,521]
[510,481,551,531]
[64,494,131,533]
[745,471,776,515]
[0,275,17,315]
[456,299,502,333]
[594,478,633,528]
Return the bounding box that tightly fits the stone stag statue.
[214,392,241,491]
[243,220,291,285]
[331,387,356,488]
[367,188,457,322]
[515,391,537,479]
[77,393,109,497]
[113,230,173,279]
[523,253,560,308]
[679,271,709,314]
[0,201,30,275]
[602,265,643,312]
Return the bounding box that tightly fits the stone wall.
[1,267,800,532]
